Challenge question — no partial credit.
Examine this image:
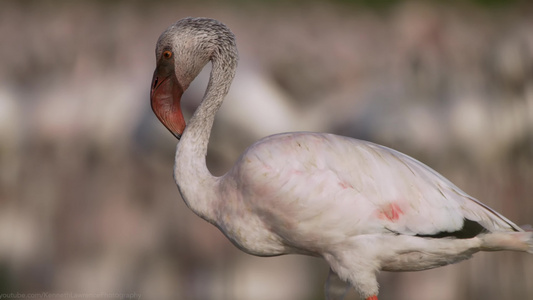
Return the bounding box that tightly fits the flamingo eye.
[163,50,173,59]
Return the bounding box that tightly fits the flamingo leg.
[325,268,351,300]
[365,296,378,300]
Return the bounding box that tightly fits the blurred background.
[1,0,532,299]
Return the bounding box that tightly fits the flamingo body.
[150,18,533,300]
[222,132,502,253]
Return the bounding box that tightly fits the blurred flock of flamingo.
[0,1,532,299]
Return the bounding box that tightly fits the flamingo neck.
[173,57,236,224]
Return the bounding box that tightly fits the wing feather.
[351,138,522,235]
[237,132,522,246]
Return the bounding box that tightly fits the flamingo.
[150,17,533,300]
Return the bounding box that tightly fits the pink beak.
[150,56,185,139]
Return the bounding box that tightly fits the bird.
[149,17,533,300]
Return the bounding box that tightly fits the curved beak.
[150,57,185,140]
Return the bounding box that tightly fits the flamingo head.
[150,18,217,139]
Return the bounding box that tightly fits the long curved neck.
[173,55,237,224]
